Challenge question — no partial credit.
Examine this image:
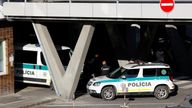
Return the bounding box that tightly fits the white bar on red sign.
[161,3,174,6]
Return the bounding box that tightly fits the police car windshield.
[106,67,126,78]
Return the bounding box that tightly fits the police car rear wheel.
[154,86,169,100]
[101,86,116,100]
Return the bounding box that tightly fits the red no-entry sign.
[160,0,175,13]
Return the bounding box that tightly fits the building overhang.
[3,1,192,22]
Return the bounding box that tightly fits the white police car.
[87,62,176,100]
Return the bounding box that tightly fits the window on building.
[0,41,7,75]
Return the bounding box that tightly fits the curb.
[20,97,57,108]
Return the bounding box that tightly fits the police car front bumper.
[87,86,100,96]
[87,89,98,94]
[86,81,101,95]
[170,84,178,94]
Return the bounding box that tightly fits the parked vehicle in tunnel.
[87,62,176,100]
[14,43,73,86]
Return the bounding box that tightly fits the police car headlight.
[93,82,101,86]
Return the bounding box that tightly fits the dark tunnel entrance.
[13,22,192,94]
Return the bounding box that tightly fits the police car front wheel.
[154,85,169,100]
[101,86,116,100]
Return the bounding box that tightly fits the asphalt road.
[34,92,188,108]
[34,76,192,108]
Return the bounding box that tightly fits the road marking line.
[180,84,192,89]
[174,76,190,81]
[41,102,175,107]
[129,102,174,105]
[174,80,192,85]
[42,104,121,107]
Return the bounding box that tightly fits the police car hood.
[93,75,110,81]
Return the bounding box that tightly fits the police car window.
[40,53,46,65]
[15,50,37,64]
[40,50,71,66]
[124,69,139,78]
[107,67,125,78]
[143,69,156,77]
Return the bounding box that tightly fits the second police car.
[87,62,176,100]
[14,44,73,87]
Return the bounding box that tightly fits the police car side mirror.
[121,75,126,79]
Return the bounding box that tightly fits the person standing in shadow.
[101,60,110,76]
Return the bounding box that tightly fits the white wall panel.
[168,4,192,19]
[142,4,167,18]
[3,2,192,20]
[70,3,92,17]
[0,6,4,19]
[93,3,116,17]
[47,3,69,17]
[117,4,141,18]
[25,3,47,16]
[3,2,25,16]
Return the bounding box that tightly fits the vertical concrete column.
[125,24,140,59]
[105,24,126,66]
[32,22,66,96]
[105,24,126,54]
[63,25,95,100]
[166,25,190,74]
[138,25,157,60]
[185,25,192,68]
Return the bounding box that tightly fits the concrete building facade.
[0,22,14,96]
